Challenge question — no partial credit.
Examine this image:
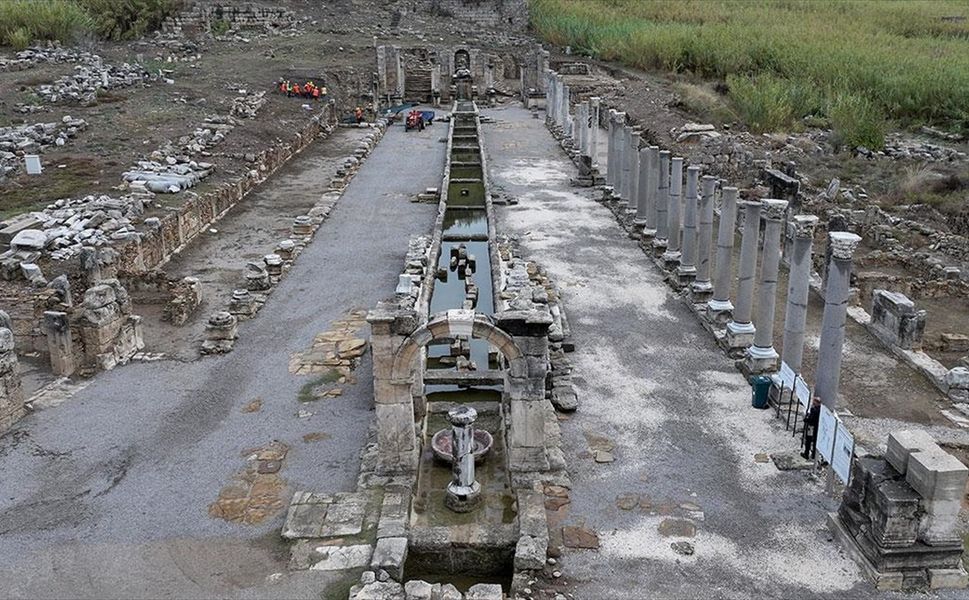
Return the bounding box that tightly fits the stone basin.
[430,428,493,464]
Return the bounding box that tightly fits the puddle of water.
[443,208,488,238]
[446,180,485,207]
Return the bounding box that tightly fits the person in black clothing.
[802,396,822,460]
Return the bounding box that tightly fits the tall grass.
[0,1,93,49]
[531,0,969,146]
[0,0,180,48]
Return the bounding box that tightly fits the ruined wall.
[163,2,297,33]
[429,0,529,30]
[0,325,26,434]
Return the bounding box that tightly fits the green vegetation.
[0,0,181,49]
[210,19,231,36]
[531,0,969,147]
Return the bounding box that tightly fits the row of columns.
[548,90,863,409]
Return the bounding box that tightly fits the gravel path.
[0,119,443,599]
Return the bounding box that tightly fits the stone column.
[577,103,588,158]
[725,199,763,352]
[653,150,671,255]
[589,97,600,167]
[634,145,650,227]
[814,232,862,410]
[662,157,684,267]
[642,146,659,238]
[708,187,739,322]
[445,405,482,512]
[627,130,641,214]
[745,199,789,373]
[620,126,632,206]
[606,109,617,190]
[780,215,819,374]
[692,175,717,301]
[0,324,26,435]
[677,166,700,285]
[561,84,571,138]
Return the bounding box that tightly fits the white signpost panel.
[779,361,795,389]
[795,377,811,409]
[817,405,837,463]
[832,422,855,484]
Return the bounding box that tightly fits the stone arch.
[374,309,537,475]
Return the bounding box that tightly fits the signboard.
[816,405,837,463]
[778,361,795,389]
[795,377,811,409]
[832,422,855,484]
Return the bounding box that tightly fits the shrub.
[726,74,796,133]
[76,0,182,41]
[829,93,887,150]
[8,27,33,51]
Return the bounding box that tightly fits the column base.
[690,280,713,303]
[601,186,615,202]
[676,265,697,287]
[743,345,779,375]
[661,250,681,271]
[651,238,668,258]
[641,227,657,240]
[706,298,733,325]
[724,320,756,355]
[445,480,482,513]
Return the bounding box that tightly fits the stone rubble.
[35,54,154,104]
[0,44,87,72]
[0,116,87,180]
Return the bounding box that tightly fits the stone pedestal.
[445,406,482,513]
[744,199,789,374]
[228,288,257,318]
[0,326,26,435]
[724,199,763,353]
[871,290,926,351]
[44,310,75,376]
[201,311,239,354]
[707,186,739,324]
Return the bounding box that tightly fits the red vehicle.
[405,110,425,131]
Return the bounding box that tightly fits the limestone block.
[906,446,968,502]
[466,583,503,600]
[371,537,407,582]
[514,535,546,571]
[403,580,433,600]
[928,568,969,590]
[886,430,936,475]
[870,290,925,350]
[945,367,969,402]
[867,479,920,548]
[509,399,546,448]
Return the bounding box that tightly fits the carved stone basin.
[430,428,493,464]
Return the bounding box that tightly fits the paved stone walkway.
[484,106,884,599]
[0,120,443,599]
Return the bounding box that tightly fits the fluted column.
[662,157,683,266]
[692,175,717,301]
[627,130,641,214]
[814,232,862,410]
[677,165,700,284]
[725,199,763,351]
[708,187,739,322]
[745,199,789,372]
[780,215,819,374]
[653,150,671,254]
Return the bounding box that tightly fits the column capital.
[791,214,819,238]
[829,231,862,259]
[762,198,789,221]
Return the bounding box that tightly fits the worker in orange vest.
[312,86,320,100]
[293,83,302,97]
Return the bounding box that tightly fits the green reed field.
[531,0,969,149]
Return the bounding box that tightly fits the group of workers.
[278,80,327,100]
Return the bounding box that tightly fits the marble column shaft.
[561,84,571,138]
[750,199,790,353]
[814,232,862,410]
[635,146,651,225]
[709,187,739,310]
[589,97,600,167]
[679,166,700,274]
[665,157,684,256]
[731,200,764,326]
[627,131,641,213]
[655,151,671,242]
[694,176,717,291]
[643,146,659,234]
[606,110,618,188]
[780,215,819,374]
[620,126,632,204]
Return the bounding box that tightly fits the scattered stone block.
[466,583,503,600]
[371,537,407,581]
[885,430,936,475]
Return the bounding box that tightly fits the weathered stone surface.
[371,537,408,581]
[562,525,599,549]
[514,535,546,571]
[466,583,503,600]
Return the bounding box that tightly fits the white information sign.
[816,405,837,463]
[832,422,855,484]
[795,377,811,409]
[778,361,795,389]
